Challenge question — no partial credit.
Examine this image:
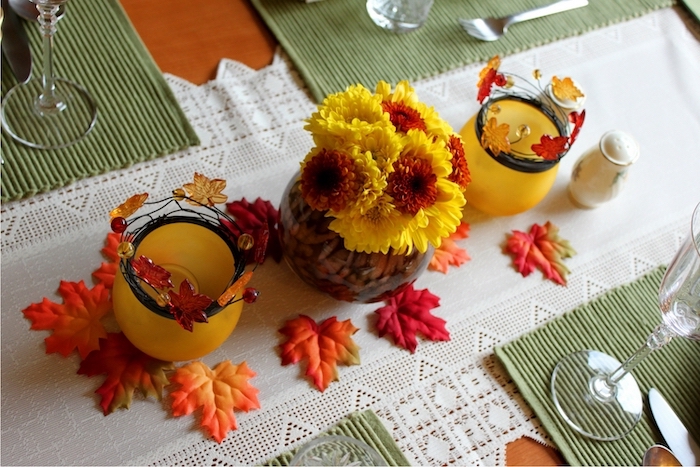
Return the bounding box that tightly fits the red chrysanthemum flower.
[387,157,437,216]
[301,149,359,212]
[445,135,471,190]
[381,101,427,133]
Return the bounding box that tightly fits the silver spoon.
[643,445,682,467]
[458,0,588,41]
[8,0,63,21]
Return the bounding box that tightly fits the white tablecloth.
[2,7,700,465]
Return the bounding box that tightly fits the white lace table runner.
[2,7,700,466]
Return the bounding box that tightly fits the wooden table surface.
[118,0,566,464]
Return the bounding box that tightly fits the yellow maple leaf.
[551,76,584,102]
[109,193,148,220]
[182,172,228,206]
[481,117,511,156]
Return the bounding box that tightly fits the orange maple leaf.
[170,360,260,443]
[109,193,148,220]
[78,332,174,415]
[22,280,111,358]
[505,221,576,285]
[92,232,121,289]
[182,172,228,207]
[279,315,360,392]
[429,222,471,273]
[481,117,511,156]
[551,76,584,101]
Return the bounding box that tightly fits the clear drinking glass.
[551,201,700,440]
[1,0,97,149]
[290,435,387,466]
[366,0,434,33]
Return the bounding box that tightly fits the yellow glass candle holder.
[109,179,259,362]
[460,96,567,216]
[463,56,586,216]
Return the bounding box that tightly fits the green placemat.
[682,0,700,20]
[250,0,674,103]
[495,267,700,466]
[0,0,199,202]
[263,410,410,466]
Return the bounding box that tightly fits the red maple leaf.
[131,255,173,290]
[225,197,282,264]
[568,109,586,146]
[374,284,449,353]
[22,281,111,358]
[429,222,471,273]
[170,360,260,443]
[169,279,211,332]
[531,135,569,160]
[92,232,121,289]
[279,315,360,392]
[77,332,174,415]
[477,68,507,103]
[505,221,576,285]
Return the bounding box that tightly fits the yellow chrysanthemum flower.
[329,194,409,254]
[329,147,386,217]
[376,80,451,140]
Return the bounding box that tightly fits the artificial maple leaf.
[279,315,360,392]
[477,67,507,104]
[429,222,471,273]
[170,360,260,443]
[531,134,569,160]
[22,280,111,358]
[481,117,511,155]
[225,197,282,263]
[131,255,174,290]
[551,76,584,101]
[77,332,174,415]
[374,284,449,353]
[182,172,228,207]
[92,232,121,289]
[505,221,576,285]
[169,279,211,332]
[568,109,586,146]
[109,193,148,220]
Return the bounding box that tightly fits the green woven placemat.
[495,267,700,466]
[0,0,199,202]
[250,0,674,103]
[263,410,410,466]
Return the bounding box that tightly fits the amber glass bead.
[117,242,135,259]
[237,233,255,251]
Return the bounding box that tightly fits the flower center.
[301,149,358,212]
[382,101,426,133]
[388,157,437,216]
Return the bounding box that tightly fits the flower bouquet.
[278,80,470,302]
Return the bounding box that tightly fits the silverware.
[1,0,32,82]
[458,0,588,42]
[649,388,700,467]
[643,445,682,467]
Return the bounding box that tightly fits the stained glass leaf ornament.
[182,172,228,207]
[169,279,212,332]
[568,110,586,145]
[131,255,174,290]
[481,117,511,156]
[109,193,148,220]
[217,271,254,307]
[532,135,569,160]
[551,76,584,102]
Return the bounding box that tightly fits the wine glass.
[1,0,97,149]
[551,201,700,441]
[290,436,386,466]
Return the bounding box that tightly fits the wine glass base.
[551,350,643,441]
[1,78,97,149]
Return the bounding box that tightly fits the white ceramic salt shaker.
[568,130,639,208]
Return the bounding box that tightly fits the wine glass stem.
[594,323,675,399]
[37,3,64,112]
